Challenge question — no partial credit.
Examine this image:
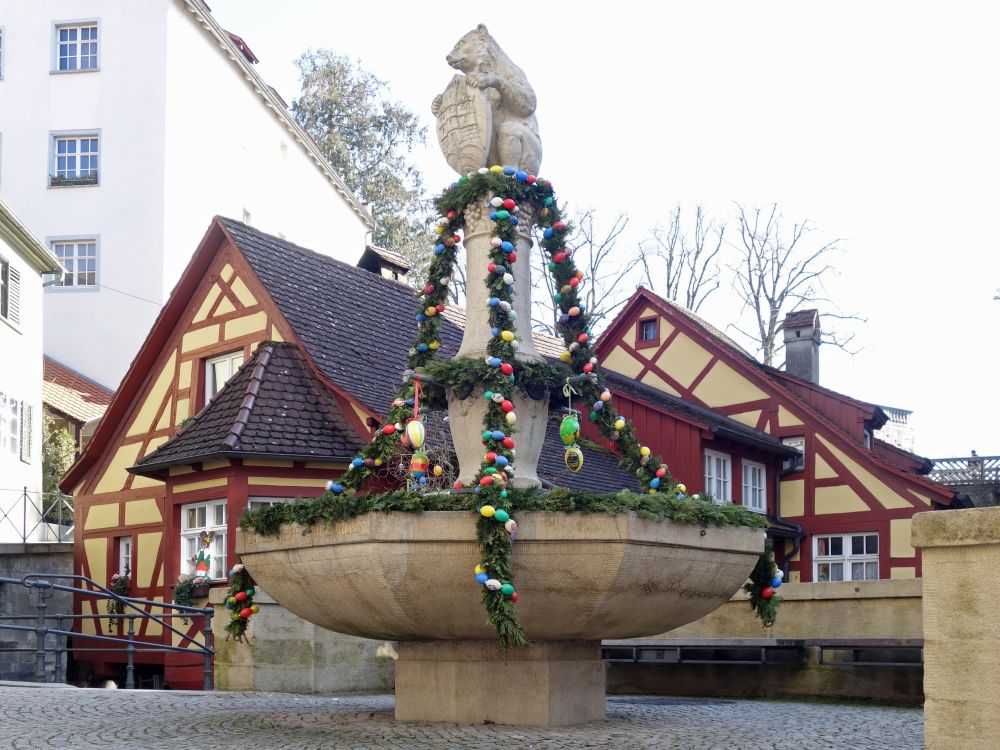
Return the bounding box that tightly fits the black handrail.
[0,572,214,690]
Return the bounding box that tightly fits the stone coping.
[912,506,1000,548]
[726,579,922,602]
[0,543,74,555]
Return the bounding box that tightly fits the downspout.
[776,464,806,577]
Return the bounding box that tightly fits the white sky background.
[211,0,999,458]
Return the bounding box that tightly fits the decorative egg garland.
[315,168,778,646]
[222,563,258,642]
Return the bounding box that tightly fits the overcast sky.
[211,0,999,458]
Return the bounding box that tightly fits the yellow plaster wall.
[248,477,328,487]
[602,344,643,379]
[224,311,268,340]
[192,284,221,324]
[175,397,190,422]
[126,351,177,437]
[639,370,681,396]
[891,518,915,558]
[230,276,258,306]
[136,532,163,589]
[202,460,229,471]
[816,434,911,510]
[125,499,162,526]
[303,462,348,470]
[177,360,192,389]
[270,325,284,342]
[728,410,762,428]
[84,537,108,585]
[778,405,803,427]
[172,477,228,492]
[84,503,119,531]
[93,442,143,494]
[169,466,196,476]
[814,454,838,480]
[815,485,869,514]
[144,596,164,637]
[780,479,805,517]
[79,600,98,635]
[155,398,173,431]
[890,567,916,579]
[350,403,372,431]
[692,360,769,408]
[242,459,294,467]
[214,296,237,316]
[181,324,220,353]
[908,490,932,506]
[659,333,712,389]
[220,263,234,282]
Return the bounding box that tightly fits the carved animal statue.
[432,24,542,174]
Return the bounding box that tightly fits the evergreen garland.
[743,538,783,627]
[291,168,777,647]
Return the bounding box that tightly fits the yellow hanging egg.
[490,165,503,173]
[639,446,651,457]
[429,341,440,350]
[425,306,437,316]
[676,483,687,494]
[433,465,443,477]
[474,564,486,575]
[560,351,572,362]
[373,458,383,467]
[564,446,584,472]
[481,505,496,518]
[435,225,445,234]
[614,418,625,430]
[406,420,426,449]
[500,330,515,342]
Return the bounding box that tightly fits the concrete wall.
[914,507,1000,750]
[0,544,74,681]
[210,588,393,694]
[606,579,924,703]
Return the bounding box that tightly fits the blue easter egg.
[491,430,505,441]
[405,398,414,406]
[503,166,516,175]
[491,327,500,336]
[490,211,498,220]
[489,297,500,307]
[488,357,501,367]
[771,577,783,588]
[501,241,514,252]
[416,313,426,322]
[650,477,661,489]
[476,573,489,584]
[543,228,554,239]
[351,458,363,468]
[416,343,428,352]
[495,456,509,468]
[677,492,686,499]
[510,216,519,226]
[419,476,427,484]
[331,483,343,494]
[515,170,528,181]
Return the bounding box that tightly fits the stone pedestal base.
[394,640,605,726]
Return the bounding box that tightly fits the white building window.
[814,533,879,582]
[117,535,133,577]
[0,391,20,457]
[180,500,227,580]
[51,240,97,287]
[704,449,731,503]
[55,22,99,72]
[741,460,767,513]
[248,496,293,511]
[205,350,244,402]
[51,134,99,185]
[1,256,21,326]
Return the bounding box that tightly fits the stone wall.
[607,579,923,703]
[914,506,1000,750]
[0,544,74,682]
[211,588,394,694]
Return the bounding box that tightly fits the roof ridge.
[221,343,274,451]
[43,355,115,397]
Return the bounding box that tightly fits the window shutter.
[19,402,32,463]
[7,266,20,326]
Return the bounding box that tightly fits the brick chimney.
[782,309,821,383]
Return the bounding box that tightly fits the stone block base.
[395,640,605,726]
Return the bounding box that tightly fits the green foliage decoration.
[744,538,782,627]
[222,566,258,642]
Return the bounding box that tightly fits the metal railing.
[0,572,214,690]
[928,456,1000,486]
[0,487,74,543]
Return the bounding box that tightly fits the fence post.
[202,607,214,691]
[125,615,136,689]
[53,615,65,684]
[34,586,48,682]
[22,487,28,544]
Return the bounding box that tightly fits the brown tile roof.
[782,309,820,329]
[358,244,411,274]
[131,342,363,474]
[43,356,114,424]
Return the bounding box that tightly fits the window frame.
[179,499,228,581]
[47,236,99,290]
[247,496,294,512]
[741,459,767,514]
[49,131,101,187]
[0,390,20,458]
[115,535,133,578]
[813,533,879,582]
[0,254,20,330]
[52,20,100,74]
[204,350,246,404]
[703,448,732,503]
[635,316,660,350]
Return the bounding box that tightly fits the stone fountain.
[236,24,765,726]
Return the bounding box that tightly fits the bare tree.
[638,204,725,313]
[728,203,863,366]
[530,210,632,335]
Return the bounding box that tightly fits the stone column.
[448,198,546,488]
[913,507,1000,750]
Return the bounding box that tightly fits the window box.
[190,584,211,598]
[49,173,98,187]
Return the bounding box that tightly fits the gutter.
[709,425,801,458]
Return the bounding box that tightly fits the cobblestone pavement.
[0,686,921,749]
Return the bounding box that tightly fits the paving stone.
[0,686,921,749]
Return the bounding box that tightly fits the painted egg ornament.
[771,577,783,588]
[351,458,363,469]
[495,455,509,468]
[761,587,775,599]
[492,392,505,403]
[480,505,496,518]
[499,300,512,312]
[235,591,248,603]
[504,519,518,533]
[364,458,375,468]
[381,424,396,435]
[650,477,661,489]
[559,415,581,446]
[500,362,514,375]
[239,607,254,618]
[231,564,245,574]
[433,465,443,477]
[502,437,516,449]
[492,430,506,441]
[501,583,516,596]
[505,412,517,425]
[639,446,651,457]
[655,467,666,478]
[501,329,515,341]
[474,564,486,574]
[490,197,504,208]
[675,483,687,493]
[600,390,611,402]
[405,420,426,448]
[250,605,260,614]
[485,579,502,591]
[776,569,785,580]
[565,446,584,472]
[494,509,510,523]
[614,418,626,430]
[409,452,429,477]
[560,351,572,362]
[476,572,489,584]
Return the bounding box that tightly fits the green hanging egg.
[559,415,580,446]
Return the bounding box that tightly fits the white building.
[0,0,373,389]
[875,405,916,454]
[0,197,62,543]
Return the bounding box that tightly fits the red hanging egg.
[485,451,497,463]
[578,333,589,343]
[500,363,514,375]
[502,437,516,449]
[452,234,461,243]
[655,467,666,478]
[424,283,434,294]
[568,278,579,288]
[234,591,248,603]
[501,400,514,413]
[382,424,396,435]
[553,221,565,231]
[526,175,536,184]
[447,210,457,219]
[239,607,253,618]
[479,475,495,486]
[507,252,517,264]
[761,587,775,599]
[502,198,516,210]
[553,252,566,263]
[576,271,585,280]
[436,304,445,313]
[511,592,519,602]
[454,481,464,489]
[582,363,594,373]
[488,262,496,273]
